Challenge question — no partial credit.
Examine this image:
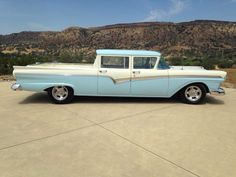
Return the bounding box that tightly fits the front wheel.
[48,86,74,104]
[180,84,206,104]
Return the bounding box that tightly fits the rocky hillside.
[0,20,236,61]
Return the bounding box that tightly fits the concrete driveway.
[0,81,235,177]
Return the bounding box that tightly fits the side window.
[101,56,129,69]
[158,58,170,69]
[133,57,157,69]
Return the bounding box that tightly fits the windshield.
[157,57,170,69]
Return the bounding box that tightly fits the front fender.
[168,78,224,97]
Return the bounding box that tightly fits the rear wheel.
[48,86,74,104]
[180,84,206,104]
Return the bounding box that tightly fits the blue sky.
[0,0,235,34]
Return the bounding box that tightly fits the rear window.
[101,56,129,69]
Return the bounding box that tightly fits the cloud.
[169,0,185,14]
[231,0,236,2]
[145,9,166,21]
[144,0,188,21]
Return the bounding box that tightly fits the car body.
[12,49,227,104]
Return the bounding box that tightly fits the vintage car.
[11,49,227,104]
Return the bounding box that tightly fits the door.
[98,56,131,96]
[131,56,169,97]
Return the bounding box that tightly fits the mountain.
[0,20,236,61]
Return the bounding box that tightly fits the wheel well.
[44,86,74,92]
[44,87,51,92]
[180,82,210,93]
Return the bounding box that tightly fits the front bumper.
[211,88,225,95]
[11,83,22,91]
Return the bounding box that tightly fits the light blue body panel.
[131,78,168,97]
[16,74,98,96]
[16,73,224,98]
[98,77,130,95]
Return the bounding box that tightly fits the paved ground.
[0,81,236,177]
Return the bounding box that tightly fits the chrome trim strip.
[101,75,223,84]
[169,75,223,79]
[114,75,223,84]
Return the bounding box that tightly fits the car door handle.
[132,71,140,74]
[99,70,107,73]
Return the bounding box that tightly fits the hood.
[170,66,205,70]
[168,68,227,80]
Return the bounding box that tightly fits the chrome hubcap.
[185,86,202,102]
[52,86,69,101]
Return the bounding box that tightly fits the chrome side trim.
[11,83,22,91]
[113,75,222,84]
[211,88,225,95]
[169,75,223,79]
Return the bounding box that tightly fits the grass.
[0,75,14,81]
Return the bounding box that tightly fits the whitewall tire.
[48,86,74,104]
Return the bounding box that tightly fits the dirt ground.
[0,81,236,177]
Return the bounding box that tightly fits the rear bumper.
[211,88,225,95]
[11,83,22,91]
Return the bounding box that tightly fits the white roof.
[96,49,161,56]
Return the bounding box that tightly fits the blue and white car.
[12,49,227,104]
